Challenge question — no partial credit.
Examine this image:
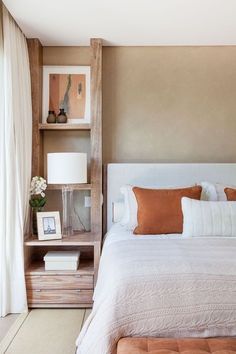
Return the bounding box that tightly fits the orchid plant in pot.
[29,176,47,235]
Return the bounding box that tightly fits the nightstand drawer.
[26,274,93,290]
[27,289,93,304]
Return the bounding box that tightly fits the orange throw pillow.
[225,188,236,201]
[133,186,202,235]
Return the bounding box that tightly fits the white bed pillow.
[201,182,236,201]
[119,186,129,225]
[200,181,218,201]
[120,185,137,229]
[119,182,218,230]
[182,197,236,237]
[215,183,236,201]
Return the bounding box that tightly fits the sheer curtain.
[0,3,32,317]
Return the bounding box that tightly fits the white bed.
[76,163,236,354]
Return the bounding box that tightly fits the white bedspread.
[76,224,236,354]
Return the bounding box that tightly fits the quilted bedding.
[76,224,236,354]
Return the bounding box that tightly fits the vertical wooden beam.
[27,38,43,177]
[25,39,43,271]
[90,38,102,235]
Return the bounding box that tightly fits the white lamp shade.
[47,153,87,184]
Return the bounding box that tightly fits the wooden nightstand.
[25,233,101,308]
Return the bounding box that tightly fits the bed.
[76,163,236,354]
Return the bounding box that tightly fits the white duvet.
[76,224,236,354]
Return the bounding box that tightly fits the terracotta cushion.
[117,337,236,354]
[133,186,202,235]
[225,187,236,201]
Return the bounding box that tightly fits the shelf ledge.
[25,232,100,246]
[26,259,94,275]
[39,123,91,131]
[47,184,92,191]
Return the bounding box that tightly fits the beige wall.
[103,46,236,163]
[43,46,236,164]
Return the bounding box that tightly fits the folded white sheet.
[76,224,236,354]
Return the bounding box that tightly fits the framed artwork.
[43,66,91,124]
[37,211,62,241]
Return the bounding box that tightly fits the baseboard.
[0,312,29,354]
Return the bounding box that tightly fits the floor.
[0,309,91,354]
[0,315,19,342]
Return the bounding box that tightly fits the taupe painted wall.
[103,46,236,163]
[43,46,236,164]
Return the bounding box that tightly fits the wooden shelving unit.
[26,38,102,308]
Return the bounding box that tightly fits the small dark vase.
[46,110,56,123]
[57,108,68,123]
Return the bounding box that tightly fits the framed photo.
[43,66,91,124]
[37,211,62,241]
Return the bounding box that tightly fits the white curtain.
[0,4,32,317]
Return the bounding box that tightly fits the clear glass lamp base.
[62,185,74,237]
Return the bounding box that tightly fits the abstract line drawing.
[49,73,86,119]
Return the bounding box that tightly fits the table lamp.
[47,152,87,236]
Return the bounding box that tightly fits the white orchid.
[30,176,47,197]
[30,176,47,209]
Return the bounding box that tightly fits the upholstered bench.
[117,337,236,354]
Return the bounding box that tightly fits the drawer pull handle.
[77,289,81,292]
[75,275,81,278]
[35,289,41,292]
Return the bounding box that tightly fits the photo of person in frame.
[43,217,56,235]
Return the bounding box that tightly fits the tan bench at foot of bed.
[117,337,236,354]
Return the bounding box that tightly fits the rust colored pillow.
[133,186,202,235]
[225,187,236,201]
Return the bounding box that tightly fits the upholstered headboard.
[106,163,236,230]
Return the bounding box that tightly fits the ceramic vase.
[57,108,68,123]
[46,110,56,123]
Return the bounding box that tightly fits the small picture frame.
[37,211,62,241]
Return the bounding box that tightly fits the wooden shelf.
[47,183,92,191]
[27,38,102,307]
[26,259,94,276]
[25,232,100,247]
[38,123,91,131]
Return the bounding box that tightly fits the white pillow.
[200,181,218,201]
[119,186,129,225]
[112,201,126,223]
[120,185,137,230]
[202,182,236,201]
[215,183,236,201]
[119,182,217,230]
[182,197,236,237]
